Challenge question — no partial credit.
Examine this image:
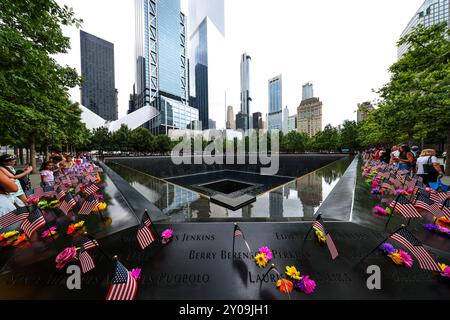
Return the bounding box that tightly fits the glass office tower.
[80,30,117,121]
[135,0,196,134]
[398,0,449,59]
[189,0,226,130]
[268,75,283,131]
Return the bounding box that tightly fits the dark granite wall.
[105,154,348,178]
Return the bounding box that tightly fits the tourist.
[416,149,444,185]
[0,169,19,216]
[74,154,83,165]
[390,145,400,166]
[411,146,420,158]
[40,161,55,187]
[380,147,391,164]
[60,154,74,169]
[0,154,32,206]
[398,145,415,173]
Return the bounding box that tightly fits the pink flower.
[28,197,40,204]
[441,266,450,278]
[161,228,173,240]
[41,227,57,238]
[398,250,413,268]
[258,247,273,261]
[373,206,388,216]
[55,247,77,270]
[131,268,141,280]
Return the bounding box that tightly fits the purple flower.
[424,224,439,232]
[258,247,273,261]
[298,276,316,294]
[380,243,395,255]
[293,279,302,290]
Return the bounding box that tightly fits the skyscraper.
[240,53,252,131]
[252,112,262,130]
[297,83,322,137]
[288,115,297,132]
[189,0,226,130]
[135,0,198,134]
[226,105,235,129]
[302,82,314,101]
[398,0,449,59]
[80,30,117,121]
[282,106,289,134]
[357,102,375,123]
[268,75,283,131]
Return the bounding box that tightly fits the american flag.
[233,224,251,253]
[390,228,440,271]
[136,216,156,250]
[78,194,99,216]
[381,182,396,194]
[433,192,450,203]
[55,185,65,200]
[20,208,46,237]
[413,192,442,218]
[79,247,95,274]
[105,260,138,300]
[43,185,56,198]
[59,192,77,216]
[441,199,450,220]
[312,215,339,260]
[389,194,422,218]
[77,235,99,251]
[86,174,98,183]
[26,187,44,199]
[0,206,29,228]
[83,183,99,195]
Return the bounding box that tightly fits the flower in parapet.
[56,247,77,270]
[28,197,40,204]
[373,206,388,216]
[314,229,326,243]
[49,200,60,208]
[285,266,302,280]
[38,200,49,208]
[298,276,316,295]
[438,263,450,278]
[12,234,27,246]
[406,188,414,195]
[74,221,85,229]
[131,268,141,280]
[161,228,174,244]
[66,224,76,235]
[380,243,396,255]
[41,227,57,239]
[259,247,273,261]
[388,252,403,265]
[398,250,413,268]
[3,230,19,239]
[254,253,268,268]
[276,279,293,294]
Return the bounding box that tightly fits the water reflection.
[108,157,352,222]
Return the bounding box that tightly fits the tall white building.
[268,75,283,131]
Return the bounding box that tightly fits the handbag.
[423,156,444,178]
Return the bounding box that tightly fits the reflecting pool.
[107,156,353,222]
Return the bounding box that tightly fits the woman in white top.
[416,149,444,185]
[0,154,32,206]
[0,169,19,216]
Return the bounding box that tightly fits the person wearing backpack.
[416,149,444,185]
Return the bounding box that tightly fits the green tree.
[130,127,155,153]
[0,0,84,171]
[91,127,112,154]
[155,135,171,154]
[339,120,361,151]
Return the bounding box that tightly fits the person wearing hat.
[0,154,32,206]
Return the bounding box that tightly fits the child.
[40,161,55,187]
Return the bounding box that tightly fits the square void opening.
[200,180,253,195]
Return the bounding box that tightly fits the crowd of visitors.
[0,152,92,217]
[366,145,445,186]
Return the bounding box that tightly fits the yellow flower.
[314,229,326,243]
[4,231,19,239]
[285,266,302,280]
[438,263,448,272]
[255,253,268,268]
[388,252,403,265]
[95,202,107,211]
[74,221,85,229]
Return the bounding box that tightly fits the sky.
[55,0,424,129]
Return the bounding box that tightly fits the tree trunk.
[445,129,450,176]
[25,148,29,164]
[19,147,24,165]
[45,145,49,161]
[14,147,19,162]
[30,135,37,174]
